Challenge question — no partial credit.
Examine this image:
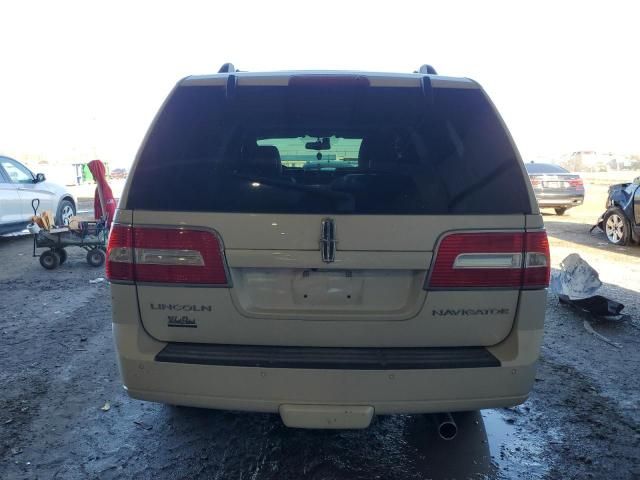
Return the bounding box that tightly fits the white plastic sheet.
[550,253,602,300]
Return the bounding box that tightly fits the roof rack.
[218,62,236,73]
[416,64,438,75]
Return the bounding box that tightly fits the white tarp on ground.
[550,253,602,300]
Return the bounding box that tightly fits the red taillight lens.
[106,225,133,282]
[133,228,228,284]
[522,231,550,289]
[529,176,541,187]
[427,231,550,290]
[568,178,583,188]
[429,233,524,288]
[106,225,228,285]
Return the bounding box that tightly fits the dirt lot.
[1,186,639,480]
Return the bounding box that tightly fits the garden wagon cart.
[32,218,107,270]
[30,159,115,270]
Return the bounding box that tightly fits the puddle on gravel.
[482,409,551,478]
[407,411,496,478]
[405,409,551,479]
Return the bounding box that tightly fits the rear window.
[524,163,569,174]
[127,83,532,214]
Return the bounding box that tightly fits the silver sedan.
[0,155,76,235]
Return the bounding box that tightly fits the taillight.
[522,231,550,289]
[133,228,228,284]
[106,225,229,286]
[427,231,550,290]
[568,178,583,188]
[529,176,541,187]
[106,225,133,282]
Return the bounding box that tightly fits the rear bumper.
[120,355,534,415]
[113,334,541,416]
[112,288,546,424]
[140,343,524,415]
[154,343,501,370]
[535,192,584,208]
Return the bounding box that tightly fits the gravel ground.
[1,186,639,479]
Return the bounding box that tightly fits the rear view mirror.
[35,173,46,183]
[305,137,331,150]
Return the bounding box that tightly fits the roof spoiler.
[220,62,438,75]
[217,62,434,101]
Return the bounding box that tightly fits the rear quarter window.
[127,83,532,215]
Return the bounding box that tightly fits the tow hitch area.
[279,405,374,429]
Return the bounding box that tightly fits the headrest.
[250,145,282,176]
[358,133,419,169]
[358,135,395,169]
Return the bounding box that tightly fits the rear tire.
[555,208,567,216]
[54,248,67,264]
[56,199,76,226]
[603,208,630,246]
[86,248,106,267]
[40,250,61,270]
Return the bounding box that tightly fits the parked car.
[110,167,128,180]
[524,162,585,215]
[0,156,76,235]
[594,177,640,245]
[106,64,550,430]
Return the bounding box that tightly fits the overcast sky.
[1,0,638,167]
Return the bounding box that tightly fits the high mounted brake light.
[427,231,550,290]
[106,225,229,286]
[288,75,370,87]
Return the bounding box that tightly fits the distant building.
[563,151,636,172]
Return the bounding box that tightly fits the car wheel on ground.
[86,248,105,267]
[56,199,76,226]
[603,207,630,245]
[40,250,61,270]
[555,208,567,216]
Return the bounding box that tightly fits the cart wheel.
[86,248,106,267]
[40,250,61,270]
[54,248,68,264]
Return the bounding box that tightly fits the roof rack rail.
[218,62,236,73]
[415,64,438,75]
[225,74,237,100]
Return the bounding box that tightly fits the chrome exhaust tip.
[434,412,458,441]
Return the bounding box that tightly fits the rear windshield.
[524,163,569,174]
[127,83,532,214]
